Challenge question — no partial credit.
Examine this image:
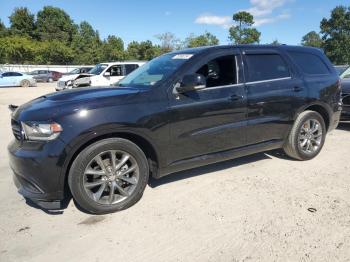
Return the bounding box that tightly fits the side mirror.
[104,72,111,77]
[176,74,206,93]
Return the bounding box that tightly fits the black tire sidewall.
[68,138,149,214]
[293,112,326,160]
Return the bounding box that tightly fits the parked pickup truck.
[56,62,145,91]
[8,45,342,214]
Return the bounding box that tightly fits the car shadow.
[337,122,350,131]
[148,150,290,188]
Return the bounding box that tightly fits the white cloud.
[194,0,292,28]
[254,11,291,26]
[195,15,232,28]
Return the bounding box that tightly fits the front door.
[168,50,247,163]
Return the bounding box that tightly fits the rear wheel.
[283,110,326,160]
[68,138,149,214]
[20,79,30,87]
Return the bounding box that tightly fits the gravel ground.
[0,83,350,262]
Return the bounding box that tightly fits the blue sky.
[0,0,348,46]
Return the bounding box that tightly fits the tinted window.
[2,72,11,77]
[245,54,290,82]
[108,65,123,76]
[12,72,22,76]
[195,55,238,87]
[288,51,330,75]
[125,64,139,75]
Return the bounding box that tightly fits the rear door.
[242,48,306,145]
[168,49,247,163]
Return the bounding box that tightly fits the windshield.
[116,53,193,88]
[335,66,349,76]
[89,64,108,75]
[69,68,80,74]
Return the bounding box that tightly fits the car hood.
[13,87,144,120]
[59,74,80,81]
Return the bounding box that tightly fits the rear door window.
[125,64,139,75]
[288,51,330,75]
[245,54,290,82]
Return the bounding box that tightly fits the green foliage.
[0,36,36,64]
[35,40,74,64]
[229,11,261,44]
[101,35,126,62]
[9,7,35,37]
[185,32,219,48]
[71,21,103,64]
[320,6,350,64]
[36,6,77,42]
[126,41,162,60]
[301,31,323,48]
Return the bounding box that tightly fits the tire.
[68,138,149,214]
[283,110,326,160]
[20,79,30,87]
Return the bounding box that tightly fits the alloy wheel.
[298,119,323,154]
[83,150,139,205]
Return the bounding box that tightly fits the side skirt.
[156,139,284,178]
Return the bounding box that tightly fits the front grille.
[11,119,23,140]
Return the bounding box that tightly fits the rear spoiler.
[8,104,18,112]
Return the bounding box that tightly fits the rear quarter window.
[288,51,330,75]
[245,54,290,82]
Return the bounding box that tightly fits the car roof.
[99,61,146,66]
[169,44,324,56]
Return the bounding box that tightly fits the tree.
[320,6,350,65]
[155,32,180,52]
[71,21,102,64]
[0,19,7,37]
[126,41,161,60]
[271,39,281,45]
[301,31,323,48]
[229,11,260,44]
[0,36,36,64]
[185,32,219,48]
[101,35,126,62]
[35,40,74,64]
[36,6,77,43]
[9,7,35,37]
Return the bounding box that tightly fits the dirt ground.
[0,83,349,262]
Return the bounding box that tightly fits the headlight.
[67,80,73,86]
[22,122,63,141]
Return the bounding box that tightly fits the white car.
[56,62,145,91]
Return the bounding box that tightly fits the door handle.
[229,94,244,101]
[294,86,303,92]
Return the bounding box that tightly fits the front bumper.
[8,139,67,209]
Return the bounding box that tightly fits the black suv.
[8,45,342,214]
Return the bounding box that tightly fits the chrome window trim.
[245,77,292,85]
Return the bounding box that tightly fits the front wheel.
[68,138,149,214]
[283,110,326,160]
